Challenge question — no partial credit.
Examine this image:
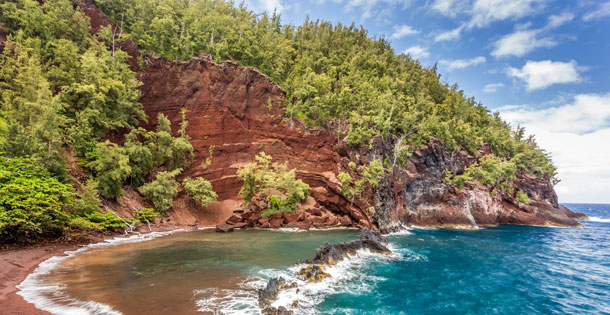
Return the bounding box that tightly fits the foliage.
[183,177,218,207]
[447,155,516,193]
[337,171,365,197]
[139,169,182,213]
[516,190,531,205]
[92,0,558,183]
[87,141,132,199]
[82,210,134,229]
[361,160,386,187]
[73,178,102,215]
[135,208,159,223]
[0,155,73,241]
[0,40,66,177]
[237,152,309,213]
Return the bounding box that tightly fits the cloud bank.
[500,93,610,203]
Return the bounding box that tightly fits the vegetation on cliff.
[237,152,310,217]
[0,0,560,240]
[93,0,558,187]
[0,0,215,242]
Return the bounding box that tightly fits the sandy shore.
[0,225,200,315]
[0,242,83,315]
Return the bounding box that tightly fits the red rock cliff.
[79,0,586,231]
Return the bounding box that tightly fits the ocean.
[18,203,610,314]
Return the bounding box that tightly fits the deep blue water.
[316,203,610,314]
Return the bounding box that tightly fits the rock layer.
[79,0,587,230]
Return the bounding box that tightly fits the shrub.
[139,169,182,213]
[183,177,218,207]
[516,190,531,205]
[0,155,73,241]
[135,208,159,223]
[87,141,131,198]
[237,152,309,214]
[447,155,516,193]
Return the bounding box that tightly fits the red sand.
[0,243,81,315]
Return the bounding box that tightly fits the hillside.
[0,0,586,244]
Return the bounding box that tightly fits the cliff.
[131,54,585,231]
[83,0,585,231]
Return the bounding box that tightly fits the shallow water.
[22,204,610,314]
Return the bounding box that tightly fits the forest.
[0,0,556,242]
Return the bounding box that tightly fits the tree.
[87,141,132,198]
[237,152,309,215]
[183,177,217,207]
[139,169,182,213]
[0,39,66,176]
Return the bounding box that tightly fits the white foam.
[387,224,413,236]
[588,217,610,223]
[17,228,210,315]
[255,248,398,314]
[194,286,260,314]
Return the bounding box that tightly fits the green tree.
[183,177,217,207]
[139,169,182,213]
[0,40,66,176]
[87,141,132,198]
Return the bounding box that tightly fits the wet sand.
[0,243,79,315]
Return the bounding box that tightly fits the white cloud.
[391,24,419,39]
[438,56,486,70]
[468,0,545,28]
[507,60,583,91]
[403,45,429,59]
[343,0,414,19]
[433,0,544,41]
[546,12,574,29]
[434,25,464,41]
[245,0,285,13]
[491,29,556,58]
[499,93,610,203]
[583,2,610,21]
[431,0,460,16]
[483,83,504,93]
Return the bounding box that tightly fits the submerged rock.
[296,264,331,283]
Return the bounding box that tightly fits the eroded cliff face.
[133,55,585,230]
[79,0,585,231]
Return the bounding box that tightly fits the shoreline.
[0,226,208,315]
[0,242,81,315]
[1,219,596,314]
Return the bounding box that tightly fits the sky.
[243,0,610,203]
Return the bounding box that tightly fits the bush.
[135,208,159,223]
[516,190,531,205]
[139,169,182,213]
[183,177,218,207]
[447,155,516,193]
[0,155,73,241]
[87,141,131,198]
[237,152,310,214]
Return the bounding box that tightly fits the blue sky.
[244,0,610,203]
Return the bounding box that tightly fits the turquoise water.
[25,204,610,314]
[317,203,610,315]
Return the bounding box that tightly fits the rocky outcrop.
[300,229,391,266]
[78,0,586,231]
[258,229,391,312]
